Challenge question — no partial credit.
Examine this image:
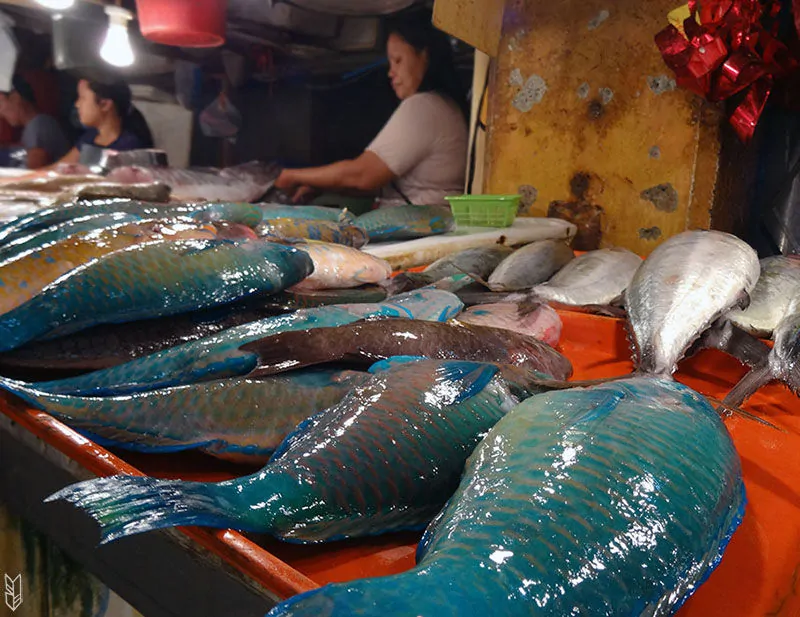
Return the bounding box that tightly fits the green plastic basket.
[445,194,521,228]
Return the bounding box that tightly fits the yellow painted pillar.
[480,0,755,254]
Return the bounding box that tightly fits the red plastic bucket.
[135,0,228,48]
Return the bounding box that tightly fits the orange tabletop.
[1,309,798,615]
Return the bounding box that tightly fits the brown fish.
[240,319,573,380]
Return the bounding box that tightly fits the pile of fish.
[37,228,770,617]
[1,169,797,616]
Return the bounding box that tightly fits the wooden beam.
[432,0,505,57]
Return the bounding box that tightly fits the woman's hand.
[276,170,317,204]
[275,169,298,192]
[291,185,317,204]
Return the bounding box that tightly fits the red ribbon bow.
[655,0,799,141]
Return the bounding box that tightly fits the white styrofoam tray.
[363,217,577,270]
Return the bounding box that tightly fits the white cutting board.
[363,217,577,270]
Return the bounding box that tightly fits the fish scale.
[0,220,222,316]
[265,377,744,617]
[0,239,313,353]
[45,359,550,544]
[31,289,463,396]
[0,200,262,245]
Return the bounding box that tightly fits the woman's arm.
[276,151,395,196]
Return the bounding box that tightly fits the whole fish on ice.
[291,242,392,290]
[0,369,368,464]
[241,320,572,379]
[31,288,463,395]
[45,358,550,543]
[0,239,313,353]
[487,240,574,292]
[726,255,800,338]
[355,205,454,242]
[454,302,562,347]
[0,220,217,316]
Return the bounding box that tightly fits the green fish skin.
[44,358,551,544]
[259,204,356,223]
[0,211,144,264]
[256,218,368,248]
[0,239,313,353]
[0,369,368,464]
[262,377,745,617]
[355,205,455,242]
[31,288,463,396]
[0,200,263,245]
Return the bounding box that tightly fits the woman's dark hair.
[386,14,469,120]
[88,79,154,148]
[10,75,37,106]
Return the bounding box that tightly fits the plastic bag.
[199,91,242,139]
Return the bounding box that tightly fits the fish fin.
[337,208,350,224]
[368,356,427,374]
[689,319,770,368]
[708,394,785,432]
[722,363,775,408]
[45,475,246,544]
[516,295,544,317]
[380,273,432,296]
[435,361,499,405]
[540,300,627,318]
[416,498,451,563]
[735,289,751,311]
[787,366,800,398]
[269,411,328,462]
[81,429,214,453]
[451,264,492,290]
[578,304,628,318]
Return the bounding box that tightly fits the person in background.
[0,74,70,169]
[275,14,469,207]
[54,78,154,166]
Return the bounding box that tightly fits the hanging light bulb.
[100,6,135,68]
[34,0,75,9]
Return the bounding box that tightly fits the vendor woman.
[55,78,154,166]
[275,17,469,207]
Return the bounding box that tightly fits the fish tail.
[45,475,259,544]
[722,363,774,408]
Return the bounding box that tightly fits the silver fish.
[487,240,574,292]
[530,247,641,306]
[727,255,800,338]
[626,230,760,375]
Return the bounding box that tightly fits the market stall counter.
[1,309,799,617]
